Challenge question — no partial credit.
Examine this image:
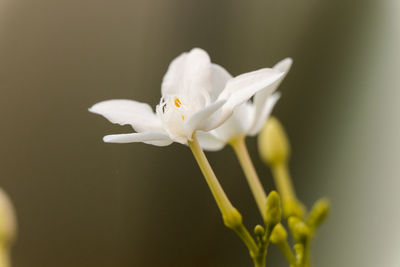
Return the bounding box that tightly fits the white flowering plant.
[89,48,329,267]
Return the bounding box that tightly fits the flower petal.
[103,132,173,146]
[161,48,212,96]
[248,92,281,136]
[210,63,232,100]
[184,99,226,136]
[212,102,255,142]
[196,131,226,151]
[89,100,162,132]
[208,68,283,130]
[252,58,292,132]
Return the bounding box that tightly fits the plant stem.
[277,241,297,266]
[189,134,235,217]
[230,136,267,220]
[252,253,267,267]
[271,163,296,204]
[188,133,258,254]
[0,245,10,267]
[303,240,311,267]
[233,224,259,254]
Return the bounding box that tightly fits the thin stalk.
[271,163,296,203]
[302,239,311,267]
[0,245,10,267]
[188,134,258,254]
[277,241,297,266]
[252,253,267,267]
[188,134,235,216]
[230,136,267,220]
[233,224,259,254]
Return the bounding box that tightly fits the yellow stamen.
[174,98,182,108]
[182,115,185,120]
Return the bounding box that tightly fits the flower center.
[174,98,184,120]
[156,92,210,143]
[174,98,182,108]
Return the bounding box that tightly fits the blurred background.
[0,0,399,266]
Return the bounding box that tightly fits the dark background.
[1,0,399,266]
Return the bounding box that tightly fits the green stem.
[277,241,297,266]
[189,134,235,216]
[230,136,267,220]
[271,163,296,203]
[303,240,311,267]
[252,253,267,267]
[188,133,258,254]
[233,224,259,255]
[0,245,10,267]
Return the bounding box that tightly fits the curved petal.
[89,99,162,132]
[184,99,226,135]
[212,102,254,142]
[210,63,232,101]
[209,68,283,130]
[103,132,173,146]
[252,58,292,130]
[196,131,226,151]
[248,92,281,136]
[161,48,212,96]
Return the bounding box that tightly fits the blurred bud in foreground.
[283,199,305,219]
[288,216,310,243]
[0,188,17,267]
[258,116,290,167]
[307,198,330,230]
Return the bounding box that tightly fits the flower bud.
[307,198,330,229]
[265,191,281,227]
[223,208,243,229]
[0,188,17,244]
[283,199,305,219]
[254,225,265,237]
[258,116,290,167]
[288,216,310,243]
[270,223,287,244]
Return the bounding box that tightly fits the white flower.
[89,48,284,146]
[197,58,292,151]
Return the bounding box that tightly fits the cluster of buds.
[259,117,330,267]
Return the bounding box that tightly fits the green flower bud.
[288,216,310,243]
[283,199,305,219]
[254,225,265,237]
[270,223,287,244]
[258,117,290,167]
[223,208,243,229]
[307,198,330,229]
[265,191,282,227]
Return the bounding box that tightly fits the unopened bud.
[254,225,265,237]
[288,216,310,243]
[307,198,330,229]
[283,199,305,219]
[258,117,290,167]
[270,223,287,244]
[265,191,281,227]
[223,208,243,229]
